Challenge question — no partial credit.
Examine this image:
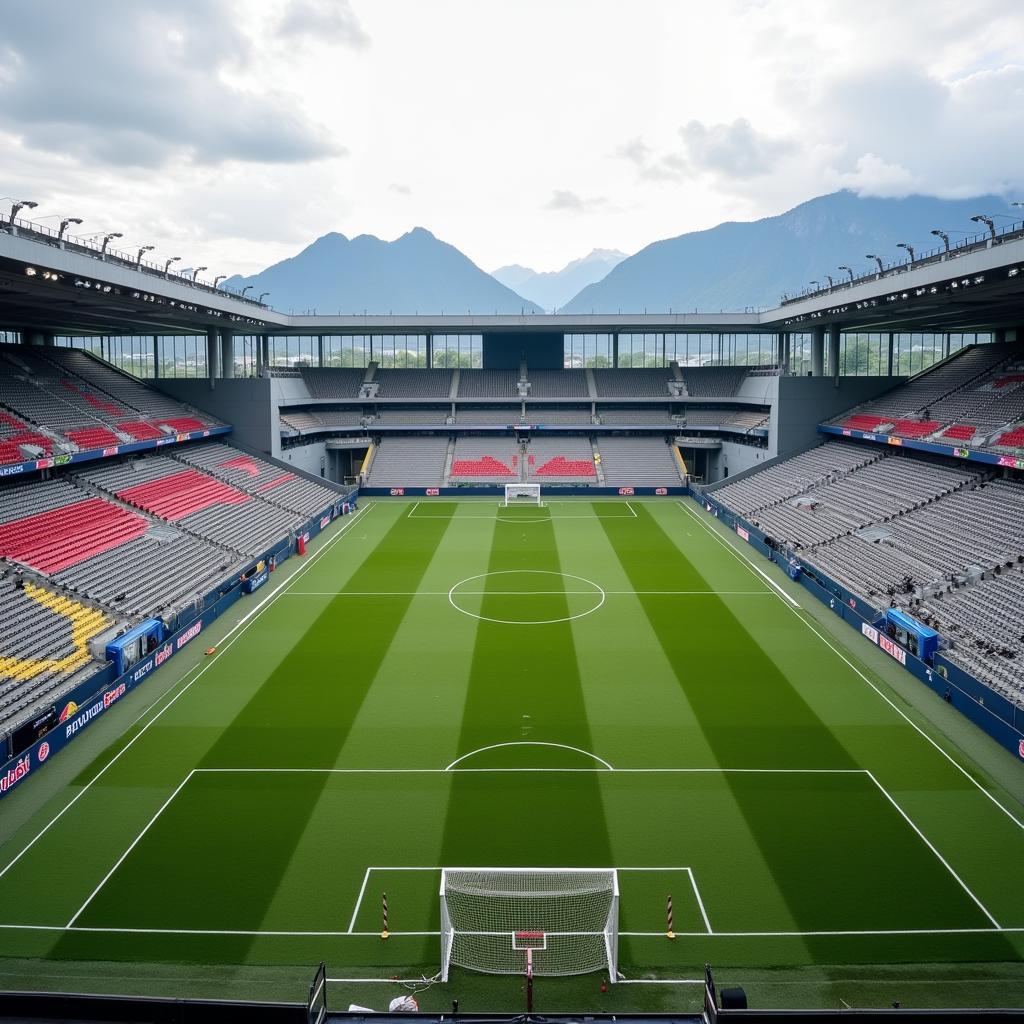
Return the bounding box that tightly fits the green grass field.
[1,497,1023,1013]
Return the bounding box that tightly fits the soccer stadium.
[2,5,1024,1022]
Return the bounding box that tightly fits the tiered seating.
[891,419,940,438]
[680,367,747,397]
[449,438,518,481]
[594,437,683,486]
[994,427,1024,448]
[680,408,769,429]
[454,408,521,424]
[526,437,596,482]
[1,579,112,733]
[599,407,674,424]
[78,456,301,556]
[522,407,592,425]
[0,480,149,573]
[374,369,452,398]
[528,370,588,397]
[939,424,978,442]
[711,440,880,516]
[842,413,891,431]
[43,347,218,425]
[457,370,520,398]
[0,409,52,464]
[374,408,450,425]
[157,417,206,433]
[281,409,367,431]
[592,369,672,397]
[366,436,448,486]
[300,368,366,398]
[66,426,124,449]
[174,441,340,517]
[117,420,166,441]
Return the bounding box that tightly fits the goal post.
[503,483,542,506]
[439,867,618,982]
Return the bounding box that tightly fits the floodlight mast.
[866,254,884,274]
[931,229,950,253]
[971,214,996,240]
[100,232,122,258]
[897,242,915,262]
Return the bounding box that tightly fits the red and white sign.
[618,487,635,496]
[655,487,667,496]
[102,446,119,457]
[390,487,405,496]
[879,634,907,665]
[736,525,750,542]
[1019,738,1024,760]
[426,487,440,496]
[861,622,879,643]
[320,515,330,528]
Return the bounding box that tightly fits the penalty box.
[64,766,996,938]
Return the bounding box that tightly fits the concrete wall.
[155,378,275,454]
[278,440,327,479]
[773,375,907,458]
[713,440,772,482]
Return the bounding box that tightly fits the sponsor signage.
[879,634,907,665]
[736,525,750,542]
[390,487,405,496]
[861,622,879,643]
[887,436,903,446]
[426,487,440,496]
[0,464,25,477]
[243,568,270,594]
[53,454,71,466]
[953,448,970,459]
[655,487,667,495]
[34,457,54,470]
[176,620,203,651]
[618,487,635,496]
[102,446,119,457]
[0,756,31,794]
[842,429,852,437]
[319,515,331,529]
[1019,738,1024,760]
[997,455,1024,469]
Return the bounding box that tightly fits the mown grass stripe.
[439,511,614,871]
[599,505,1008,952]
[53,510,453,962]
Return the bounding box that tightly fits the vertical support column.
[152,335,160,378]
[782,332,791,375]
[811,326,825,376]
[775,332,784,368]
[828,324,841,384]
[943,332,951,359]
[219,328,234,379]
[612,332,619,368]
[206,327,219,385]
[317,335,324,367]
[426,333,433,369]
[261,335,270,373]
[994,328,1007,344]
[887,332,895,377]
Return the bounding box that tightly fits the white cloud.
[545,190,608,213]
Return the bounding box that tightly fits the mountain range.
[491,249,627,311]
[222,227,543,315]
[226,191,1019,315]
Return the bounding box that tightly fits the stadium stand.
[300,368,366,399]
[374,368,452,398]
[525,437,597,482]
[173,441,341,517]
[595,436,683,486]
[365,436,448,486]
[0,409,52,463]
[0,577,112,734]
[709,439,1024,701]
[598,407,676,425]
[528,370,588,397]
[449,437,519,481]
[77,455,305,557]
[281,409,367,431]
[457,369,520,397]
[455,407,521,424]
[522,407,593,425]
[592,368,673,397]
[680,366,748,396]
[374,408,450,425]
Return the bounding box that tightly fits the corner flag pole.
[666,894,675,940]
[381,892,389,940]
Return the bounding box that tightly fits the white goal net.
[503,484,542,506]
[439,867,618,981]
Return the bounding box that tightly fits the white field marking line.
[677,497,1024,834]
[283,589,773,597]
[66,770,196,927]
[675,500,798,608]
[0,503,376,885]
[408,501,420,517]
[863,770,1001,929]
[617,980,705,986]
[0,924,1021,937]
[625,500,638,518]
[347,866,372,933]
[193,766,865,775]
[685,867,713,934]
[347,865,701,937]
[445,741,615,771]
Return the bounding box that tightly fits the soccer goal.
[503,483,542,506]
[439,867,618,982]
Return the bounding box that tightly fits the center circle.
[448,570,606,625]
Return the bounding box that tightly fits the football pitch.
[1,497,1023,1012]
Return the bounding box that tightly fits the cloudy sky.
[2,0,1022,276]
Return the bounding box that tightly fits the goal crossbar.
[503,484,542,506]
[440,867,618,982]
